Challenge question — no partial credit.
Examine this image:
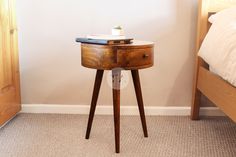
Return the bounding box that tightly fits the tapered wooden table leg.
[85,70,104,139]
[131,70,148,137]
[112,69,121,153]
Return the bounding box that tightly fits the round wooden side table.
[81,40,154,153]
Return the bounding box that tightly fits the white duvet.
[199,6,236,87]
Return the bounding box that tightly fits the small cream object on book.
[86,34,126,40]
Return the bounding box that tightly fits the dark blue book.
[76,38,133,45]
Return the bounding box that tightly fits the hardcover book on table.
[76,34,133,45]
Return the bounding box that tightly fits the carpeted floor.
[0,114,235,157]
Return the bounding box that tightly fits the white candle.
[112,26,124,36]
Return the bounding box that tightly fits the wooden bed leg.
[191,56,204,120]
[191,89,201,120]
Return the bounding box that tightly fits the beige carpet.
[0,114,235,157]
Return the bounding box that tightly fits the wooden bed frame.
[191,0,236,122]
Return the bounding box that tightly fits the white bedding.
[198,6,236,87]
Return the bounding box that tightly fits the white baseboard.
[20,104,225,116]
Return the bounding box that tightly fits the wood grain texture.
[81,41,154,70]
[0,0,21,126]
[197,67,236,122]
[112,69,121,153]
[131,70,148,137]
[191,56,208,120]
[191,0,236,121]
[82,41,154,153]
[85,70,104,139]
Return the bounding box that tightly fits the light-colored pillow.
[208,6,236,24]
[198,6,236,86]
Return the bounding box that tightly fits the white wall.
[16,0,198,106]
